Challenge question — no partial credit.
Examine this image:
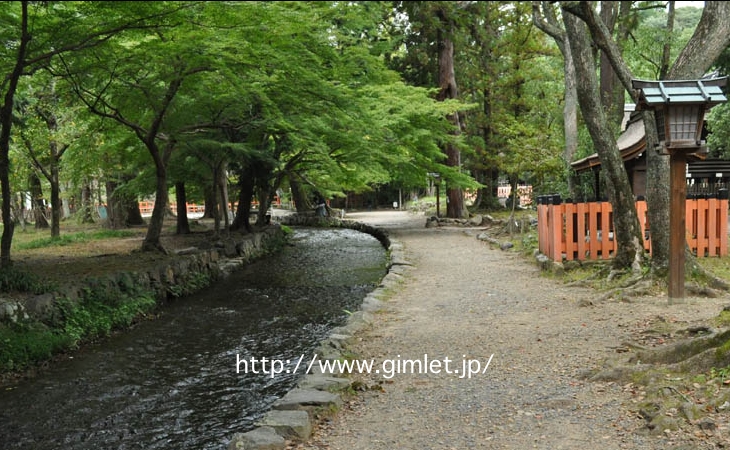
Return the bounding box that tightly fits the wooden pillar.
[668,151,687,300]
[436,183,441,218]
[593,167,601,201]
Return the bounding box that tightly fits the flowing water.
[0,227,387,450]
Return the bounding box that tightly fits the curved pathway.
[296,210,727,450]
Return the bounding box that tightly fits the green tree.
[563,1,730,275]
[58,2,221,252]
[13,75,85,238]
[562,6,646,272]
[0,1,187,265]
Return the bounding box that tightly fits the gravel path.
[296,210,729,450]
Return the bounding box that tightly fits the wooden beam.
[669,151,687,300]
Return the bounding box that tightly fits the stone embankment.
[1,226,287,327]
[1,214,398,448]
[279,214,390,249]
[228,215,407,450]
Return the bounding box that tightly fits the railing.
[138,196,282,216]
[497,185,533,206]
[138,202,205,215]
[687,182,729,198]
[537,195,729,262]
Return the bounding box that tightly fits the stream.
[0,227,387,450]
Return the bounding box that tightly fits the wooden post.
[436,183,441,218]
[669,152,687,301]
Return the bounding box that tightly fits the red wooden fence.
[138,196,282,216]
[138,202,205,215]
[537,198,728,262]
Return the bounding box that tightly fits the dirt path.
[296,210,730,450]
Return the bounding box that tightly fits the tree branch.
[561,1,636,100]
[668,1,730,79]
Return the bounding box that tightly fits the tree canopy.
[1,1,728,277]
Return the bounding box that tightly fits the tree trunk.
[660,1,675,79]
[563,10,644,272]
[125,198,145,226]
[81,183,95,223]
[562,1,730,275]
[14,192,27,232]
[29,173,49,229]
[218,162,230,233]
[475,88,502,210]
[256,185,272,227]
[643,112,670,275]
[230,174,254,232]
[105,180,126,229]
[61,182,71,219]
[0,2,29,267]
[175,181,190,235]
[49,160,60,237]
[142,162,168,252]
[202,185,217,219]
[32,83,68,239]
[563,41,579,199]
[532,2,579,199]
[435,10,467,219]
[598,1,624,130]
[207,160,231,235]
[211,165,221,236]
[289,173,312,213]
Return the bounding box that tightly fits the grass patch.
[0,322,75,372]
[695,256,730,282]
[167,272,211,298]
[15,230,140,250]
[713,310,730,328]
[0,266,54,294]
[0,285,157,373]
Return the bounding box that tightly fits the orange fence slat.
[586,202,595,260]
[537,204,548,256]
[576,202,587,261]
[564,203,576,261]
[697,198,704,256]
[636,200,651,253]
[549,203,563,262]
[537,198,728,262]
[721,199,729,256]
[603,203,614,259]
[686,198,697,256]
[708,198,718,257]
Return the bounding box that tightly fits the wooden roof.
[571,111,713,173]
[632,78,727,108]
[572,77,728,174]
[571,113,646,172]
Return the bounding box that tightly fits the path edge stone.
[226,215,410,449]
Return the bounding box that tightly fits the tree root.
[583,265,729,303]
[595,278,656,303]
[686,283,725,298]
[660,385,692,403]
[687,258,730,292]
[140,240,169,254]
[629,329,730,366]
[587,329,730,383]
[565,265,611,287]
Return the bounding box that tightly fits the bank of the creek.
[0,227,387,450]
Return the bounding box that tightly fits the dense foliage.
[0,1,726,262]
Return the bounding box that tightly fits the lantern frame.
[632,77,728,153]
